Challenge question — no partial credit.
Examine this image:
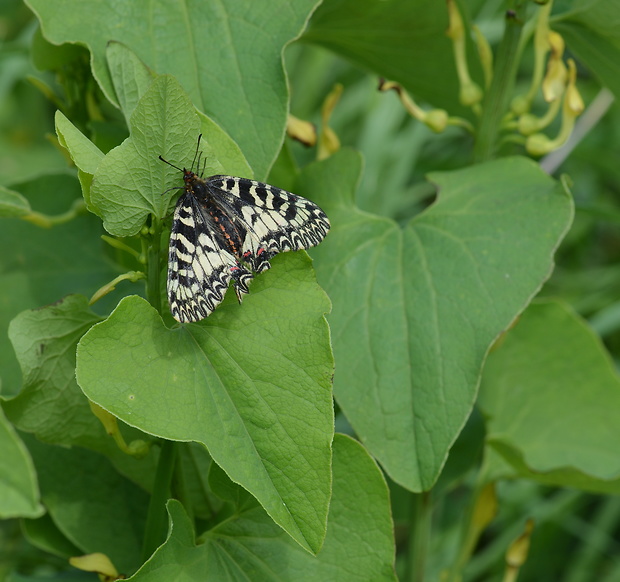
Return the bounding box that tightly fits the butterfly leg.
[229,264,253,303]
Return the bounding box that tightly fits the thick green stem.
[141,219,175,562]
[405,491,432,582]
[473,2,528,162]
[146,220,163,313]
[142,440,177,561]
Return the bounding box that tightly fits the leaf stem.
[172,444,194,525]
[473,2,528,162]
[22,198,86,228]
[146,219,163,314]
[405,491,432,582]
[142,439,177,561]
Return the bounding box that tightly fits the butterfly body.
[167,167,330,323]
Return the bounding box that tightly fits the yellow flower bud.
[566,59,584,115]
[286,114,316,147]
[526,133,554,156]
[425,109,449,133]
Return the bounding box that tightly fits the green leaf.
[554,0,620,98]
[479,299,620,493]
[76,252,334,554]
[130,435,396,581]
[4,295,158,491]
[27,0,320,177]
[5,295,102,443]
[0,185,31,218]
[55,110,104,176]
[31,24,85,71]
[176,443,226,520]
[0,274,37,396]
[208,459,254,510]
[89,75,250,237]
[106,41,156,126]
[299,150,573,491]
[0,408,43,519]
[22,513,83,559]
[24,434,149,574]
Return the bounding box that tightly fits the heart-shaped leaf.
[76,252,334,553]
[300,150,573,491]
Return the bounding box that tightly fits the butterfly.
[160,139,330,323]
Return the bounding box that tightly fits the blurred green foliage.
[2,1,620,581]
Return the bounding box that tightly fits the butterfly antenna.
[191,134,203,172]
[159,155,183,172]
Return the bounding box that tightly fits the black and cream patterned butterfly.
[160,139,330,323]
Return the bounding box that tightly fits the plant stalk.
[473,2,528,162]
[141,218,176,562]
[142,439,177,561]
[405,491,432,582]
[146,220,163,313]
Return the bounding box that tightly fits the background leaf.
[0,173,121,395]
[24,434,149,575]
[479,299,620,493]
[22,514,83,559]
[130,435,396,582]
[106,41,156,126]
[0,409,43,519]
[300,150,573,491]
[3,295,159,492]
[0,185,31,218]
[5,295,103,443]
[76,252,333,554]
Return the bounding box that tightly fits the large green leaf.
[479,299,620,493]
[300,150,573,491]
[27,0,320,178]
[76,252,334,554]
[129,435,396,582]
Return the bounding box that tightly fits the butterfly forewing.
[166,166,330,323]
[207,176,330,257]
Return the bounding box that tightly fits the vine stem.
[141,219,177,561]
[473,1,528,163]
[142,439,177,561]
[405,491,432,582]
[146,220,163,313]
